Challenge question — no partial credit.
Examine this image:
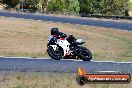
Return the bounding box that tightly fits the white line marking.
[0,56,50,60]
[83,25,87,26]
[0,56,132,63]
[37,20,43,22]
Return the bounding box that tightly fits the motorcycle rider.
[48,28,68,46]
[51,28,67,39]
[50,28,77,46]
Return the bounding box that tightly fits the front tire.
[47,46,62,60]
[79,47,92,61]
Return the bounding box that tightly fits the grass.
[0,73,131,88]
[0,17,132,61]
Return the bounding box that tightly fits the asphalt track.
[0,11,132,31]
[0,57,132,74]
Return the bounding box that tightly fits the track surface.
[0,11,132,31]
[0,57,132,73]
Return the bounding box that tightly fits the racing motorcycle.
[47,35,92,61]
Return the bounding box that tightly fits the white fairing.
[50,45,57,51]
[76,39,83,43]
[57,39,70,56]
[48,35,70,56]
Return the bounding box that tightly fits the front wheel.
[47,46,62,60]
[79,47,92,61]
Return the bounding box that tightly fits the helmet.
[51,28,59,35]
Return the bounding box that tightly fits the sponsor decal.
[76,67,131,85]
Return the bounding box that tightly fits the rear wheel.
[47,46,62,60]
[79,47,92,61]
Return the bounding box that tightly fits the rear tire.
[47,46,62,60]
[79,47,92,61]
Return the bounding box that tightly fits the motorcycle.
[47,35,92,61]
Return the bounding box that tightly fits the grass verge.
[0,17,132,61]
[0,73,131,88]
